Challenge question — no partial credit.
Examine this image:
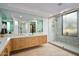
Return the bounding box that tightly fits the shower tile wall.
[49,10,79,47]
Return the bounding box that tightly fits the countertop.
[0,33,47,54]
[0,37,10,54]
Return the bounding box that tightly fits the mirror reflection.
[0,9,43,36]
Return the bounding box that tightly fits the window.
[62,11,77,36]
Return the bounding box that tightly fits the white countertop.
[0,33,47,54]
[5,33,46,38]
[0,37,11,54]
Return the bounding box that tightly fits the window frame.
[62,10,78,37]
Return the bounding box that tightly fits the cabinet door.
[11,38,21,51]
[28,37,33,47]
[25,37,29,48]
[10,39,14,51]
[20,37,29,49]
[42,35,47,43]
[30,36,39,47]
[38,35,47,44]
[20,38,25,49]
[38,36,43,44]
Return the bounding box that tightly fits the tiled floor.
[50,41,79,54]
[12,43,76,56]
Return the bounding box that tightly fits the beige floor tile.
[12,43,76,56]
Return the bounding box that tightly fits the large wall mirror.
[62,11,78,37]
[37,20,43,32]
[29,20,43,33]
[0,17,14,34]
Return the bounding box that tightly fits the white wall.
[43,18,49,39]
[13,18,18,35]
[25,22,30,33]
[48,17,55,42]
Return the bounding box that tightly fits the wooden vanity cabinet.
[10,35,47,52]
[0,35,47,56]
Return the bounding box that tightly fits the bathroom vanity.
[0,7,46,56]
[0,34,47,56]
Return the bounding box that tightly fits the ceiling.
[0,3,79,18]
